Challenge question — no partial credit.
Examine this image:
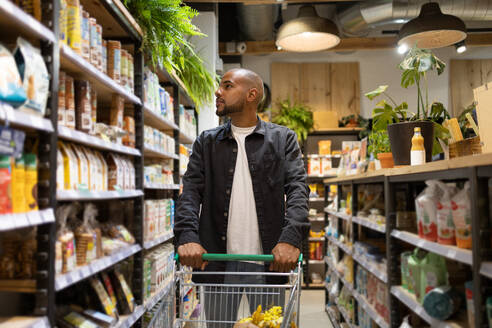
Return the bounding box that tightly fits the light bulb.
[397,44,408,54]
[456,44,466,53]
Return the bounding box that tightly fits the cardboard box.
[313,111,338,130]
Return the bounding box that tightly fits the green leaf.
[364,85,388,100]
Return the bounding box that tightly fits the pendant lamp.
[398,2,466,49]
[276,5,340,52]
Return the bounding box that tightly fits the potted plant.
[271,99,314,144]
[365,46,450,165]
[368,130,394,168]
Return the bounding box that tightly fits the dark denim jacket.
[174,118,310,278]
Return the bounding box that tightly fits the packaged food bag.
[101,271,118,312]
[89,277,119,319]
[66,0,82,53]
[452,182,472,249]
[407,248,427,295]
[465,281,475,328]
[415,180,440,242]
[13,37,49,116]
[11,156,26,213]
[400,251,412,291]
[111,269,135,314]
[436,181,456,245]
[23,153,38,211]
[418,252,448,303]
[422,286,463,320]
[0,44,27,107]
[75,203,97,265]
[56,204,77,273]
[0,155,12,214]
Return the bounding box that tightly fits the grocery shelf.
[352,291,389,328]
[57,189,144,201]
[58,125,141,156]
[143,231,174,250]
[55,244,141,291]
[0,0,55,43]
[326,256,354,292]
[480,262,492,279]
[179,130,195,145]
[144,183,180,190]
[309,237,325,242]
[328,236,353,255]
[0,103,54,133]
[0,316,50,328]
[335,298,356,328]
[352,216,386,233]
[391,230,472,265]
[352,253,388,283]
[391,286,468,328]
[0,208,55,231]
[60,44,141,105]
[114,305,145,328]
[325,209,352,221]
[325,305,341,328]
[144,278,173,311]
[143,145,179,160]
[143,105,179,132]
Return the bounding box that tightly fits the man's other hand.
[270,243,300,272]
[177,243,208,270]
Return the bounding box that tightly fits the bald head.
[227,68,264,105]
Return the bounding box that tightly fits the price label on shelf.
[447,249,457,258]
[27,211,42,225]
[15,213,29,228]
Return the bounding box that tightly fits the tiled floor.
[300,290,335,327]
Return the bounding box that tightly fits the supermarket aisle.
[300,290,334,328]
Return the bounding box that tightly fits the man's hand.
[177,243,208,270]
[270,243,300,272]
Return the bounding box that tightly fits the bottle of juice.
[411,127,425,166]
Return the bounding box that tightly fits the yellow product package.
[71,144,89,190]
[15,0,42,21]
[66,0,82,53]
[58,142,79,190]
[56,149,64,191]
[12,156,26,213]
[23,153,38,211]
[59,0,68,44]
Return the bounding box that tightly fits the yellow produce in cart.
[235,305,297,328]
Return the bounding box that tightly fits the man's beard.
[216,99,245,117]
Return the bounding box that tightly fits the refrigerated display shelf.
[55,244,141,291]
[0,0,55,42]
[143,145,179,160]
[60,44,141,105]
[58,125,141,156]
[352,253,387,283]
[143,105,179,132]
[391,230,472,265]
[0,103,54,133]
[352,216,386,233]
[143,231,174,250]
[391,286,468,328]
[57,189,144,201]
[0,316,50,328]
[0,208,55,231]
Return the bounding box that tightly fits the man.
[174,68,309,325]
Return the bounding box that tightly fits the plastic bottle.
[411,127,425,166]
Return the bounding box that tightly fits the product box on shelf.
[144,199,175,242]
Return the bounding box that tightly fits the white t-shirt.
[227,124,263,256]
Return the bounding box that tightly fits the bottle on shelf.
[410,127,425,166]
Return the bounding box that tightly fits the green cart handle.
[174,253,303,263]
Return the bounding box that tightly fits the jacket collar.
[218,116,265,141]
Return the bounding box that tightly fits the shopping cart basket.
[175,254,302,328]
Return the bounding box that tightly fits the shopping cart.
[175,254,302,328]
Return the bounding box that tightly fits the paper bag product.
[75,206,96,266]
[89,18,98,67]
[59,0,68,44]
[81,10,90,61]
[436,181,456,246]
[418,253,448,303]
[144,200,155,241]
[65,75,76,129]
[81,147,97,191]
[452,182,472,249]
[0,44,27,108]
[120,49,128,88]
[74,80,92,133]
[89,277,118,319]
[415,180,439,242]
[102,40,107,74]
[118,155,130,190]
[321,156,332,176]
[13,37,49,116]
[110,94,124,129]
[56,204,77,273]
[107,153,123,190]
[11,156,26,213]
[56,149,64,191]
[318,140,332,155]
[128,53,134,92]
[66,0,82,53]
[107,41,121,83]
[23,153,37,211]
[96,24,103,71]
[111,269,135,314]
[90,87,97,135]
[87,149,102,191]
[122,116,135,148]
[407,248,427,296]
[0,156,12,215]
[71,144,89,190]
[58,71,66,126]
[55,240,62,275]
[101,272,118,310]
[58,142,78,190]
[127,158,135,190]
[94,151,108,190]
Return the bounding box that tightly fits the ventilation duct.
[236,4,274,41]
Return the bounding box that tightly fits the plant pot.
[387,121,434,166]
[377,152,394,168]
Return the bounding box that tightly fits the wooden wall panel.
[450,59,492,116]
[330,62,360,117]
[271,63,301,107]
[271,62,360,117]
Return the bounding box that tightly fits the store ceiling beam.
[219,33,492,55]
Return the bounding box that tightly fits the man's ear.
[247,88,258,103]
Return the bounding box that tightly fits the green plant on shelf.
[271,99,314,144]
[368,130,391,157]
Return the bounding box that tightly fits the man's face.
[215,71,247,117]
